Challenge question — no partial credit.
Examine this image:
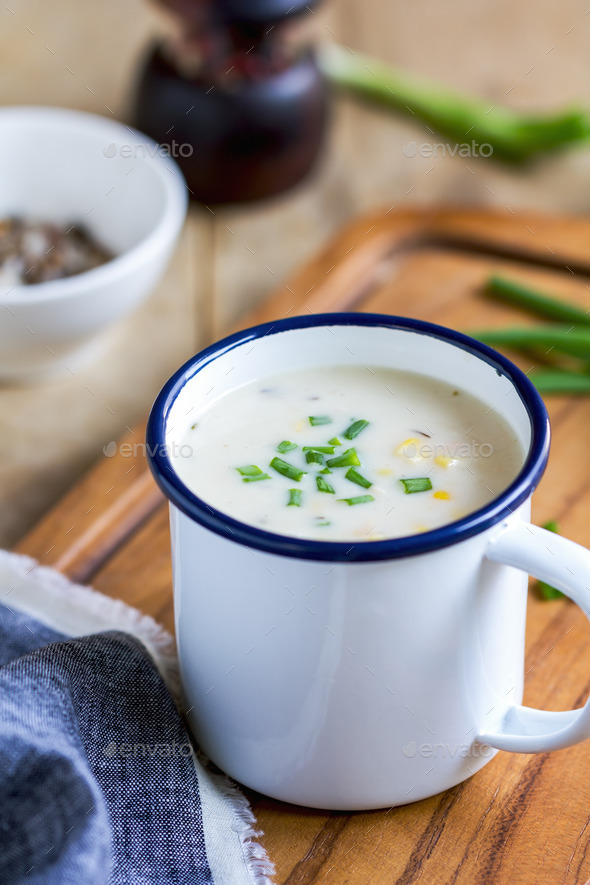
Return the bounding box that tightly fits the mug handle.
[479,520,590,753]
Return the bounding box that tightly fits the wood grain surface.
[15,207,590,885]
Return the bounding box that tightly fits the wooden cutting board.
[16,207,590,885]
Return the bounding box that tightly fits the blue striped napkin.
[0,551,275,885]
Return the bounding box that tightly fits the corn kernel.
[433,490,451,501]
[396,438,424,461]
[434,455,456,468]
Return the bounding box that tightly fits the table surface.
[2,0,590,546]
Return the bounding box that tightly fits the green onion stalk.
[469,276,590,396]
[469,326,590,360]
[485,277,590,325]
[319,44,590,164]
[537,521,563,599]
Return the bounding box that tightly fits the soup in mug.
[171,365,524,542]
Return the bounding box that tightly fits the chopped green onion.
[302,446,335,454]
[309,415,332,426]
[236,466,271,483]
[338,495,375,506]
[400,477,433,494]
[306,450,325,465]
[270,457,306,482]
[316,475,335,494]
[328,437,342,447]
[237,465,264,476]
[345,467,372,489]
[320,467,332,475]
[536,521,564,599]
[277,440,297,454]
[315,518,331,526]
[287,489,302,507]
[343,419,370,440]
[327,448,361,468]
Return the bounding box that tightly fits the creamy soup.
[171,366,524,542]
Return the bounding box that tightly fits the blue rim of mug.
[146,312,550,562]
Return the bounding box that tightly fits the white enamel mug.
[147,313,590,810]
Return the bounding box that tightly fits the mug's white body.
[171,501,529,809]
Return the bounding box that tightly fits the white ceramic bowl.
[0,106,188,381]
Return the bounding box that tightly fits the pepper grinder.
[133,0,329,204]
